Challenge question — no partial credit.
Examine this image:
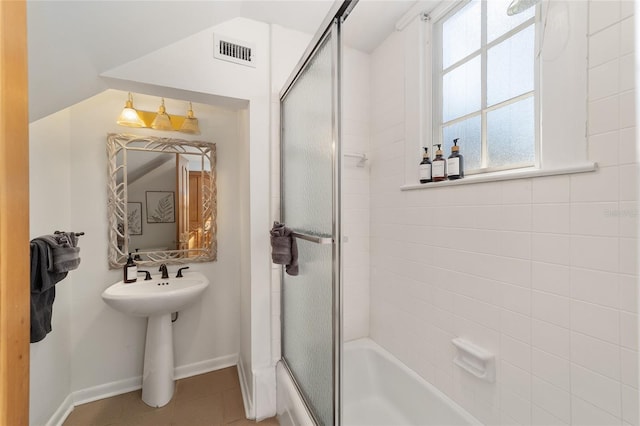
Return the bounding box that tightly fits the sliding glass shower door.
[280,20,341,426]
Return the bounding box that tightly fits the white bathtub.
[344,338,481,426]
[277,338,481,425]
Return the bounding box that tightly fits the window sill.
[400,162,598,191]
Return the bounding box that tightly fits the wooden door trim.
[0,0,30,424]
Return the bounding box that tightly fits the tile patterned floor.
[63,367,279,426]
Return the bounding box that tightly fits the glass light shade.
[116,94,145,127]
[179,103,200,134]
[150,99,173,130]
[179,118,200,134]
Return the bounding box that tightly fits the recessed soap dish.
[452,337,496,383]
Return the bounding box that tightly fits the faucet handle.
[158,264,169,278]
[176,266,190,278]
[138,270,152,280]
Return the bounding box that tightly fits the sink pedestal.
[141,314,175,407]
[101,271,209,408]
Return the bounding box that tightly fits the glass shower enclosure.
[279,3,354,424]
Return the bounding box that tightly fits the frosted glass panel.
[282,38,333,236]
[442,0,481,69]
[487,97,535,168]
[487,0,535,43]
[281,33,335,426]
[443,55,481,122]
[487,25,535,106]
[443,115,482,171]
[283,240,333,426]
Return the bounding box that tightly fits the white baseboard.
[45,394,74,426]
[237,357,255,419]
[254,365,276,421]
[237,361,277,422]
[72,376,142,407]
[174,353,238,380]
[51,353,239,426]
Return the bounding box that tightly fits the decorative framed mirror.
[107,133,217,268]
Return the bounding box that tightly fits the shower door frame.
[279,1,358,424]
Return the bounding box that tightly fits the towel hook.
[55,230,85,236]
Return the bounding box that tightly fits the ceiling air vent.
[213,34,256,68]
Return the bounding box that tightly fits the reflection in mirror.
[107,133,216,268]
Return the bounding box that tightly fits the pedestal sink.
[101,271,209,407]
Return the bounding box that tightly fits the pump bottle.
[124,253,137,283]
[419,147,432,183]
[447,138,464,180]
[432,144,447,182]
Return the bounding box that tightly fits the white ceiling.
[27,0,420,122]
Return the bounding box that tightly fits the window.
[433,0,537,174]
[400,1,593,189]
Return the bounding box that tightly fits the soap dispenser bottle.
[432,144,447,182]
[447,138,464,180]
[124,253,137,283]
[419,147,432,184]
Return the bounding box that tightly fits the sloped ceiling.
[27,0,336,121]
[27,0,417,122]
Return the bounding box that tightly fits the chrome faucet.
[159,264,169,279]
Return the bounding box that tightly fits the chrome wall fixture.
[507,0,541,15]
[116,93,201,134]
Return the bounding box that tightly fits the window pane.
[443,55,481,122]
[487,25,535,106]
[487,0,535,43]
[442,115,482,171]
[487,97,535,168]
[442,0,481,69]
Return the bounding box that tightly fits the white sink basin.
[101,272,209,317]
[101,270,209,408]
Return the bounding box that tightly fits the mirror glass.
[107,133,217,268]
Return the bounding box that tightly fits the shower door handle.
[291,231,333,245]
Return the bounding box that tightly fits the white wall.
[29,109,73,426]
[28,89,244,424]
[68,91,243,392]
[368,1,638,425]
[238,106,253,412]
[101,17,275,418]
[342,46,371,342]
[29,15,311,422]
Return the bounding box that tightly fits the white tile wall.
[342,47,371,342]
[367,2,639,424]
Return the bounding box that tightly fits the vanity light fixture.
[507,0,540,15]
[150,98,173,131]
[116,92,145,128]
[179,102,200,134]
[116,94,202,133]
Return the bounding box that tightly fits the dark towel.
[270,222,298,276]
[30,239,68,343]
[29,232,81,342]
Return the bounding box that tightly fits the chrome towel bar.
[291,231,333,245]
[343,152,368,167]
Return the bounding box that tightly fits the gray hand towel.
[40,232,81,273]
[30,239,68,343]
[270,222,298,276]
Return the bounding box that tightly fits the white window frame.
[432,0,539,175]
[401,0,596,190]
